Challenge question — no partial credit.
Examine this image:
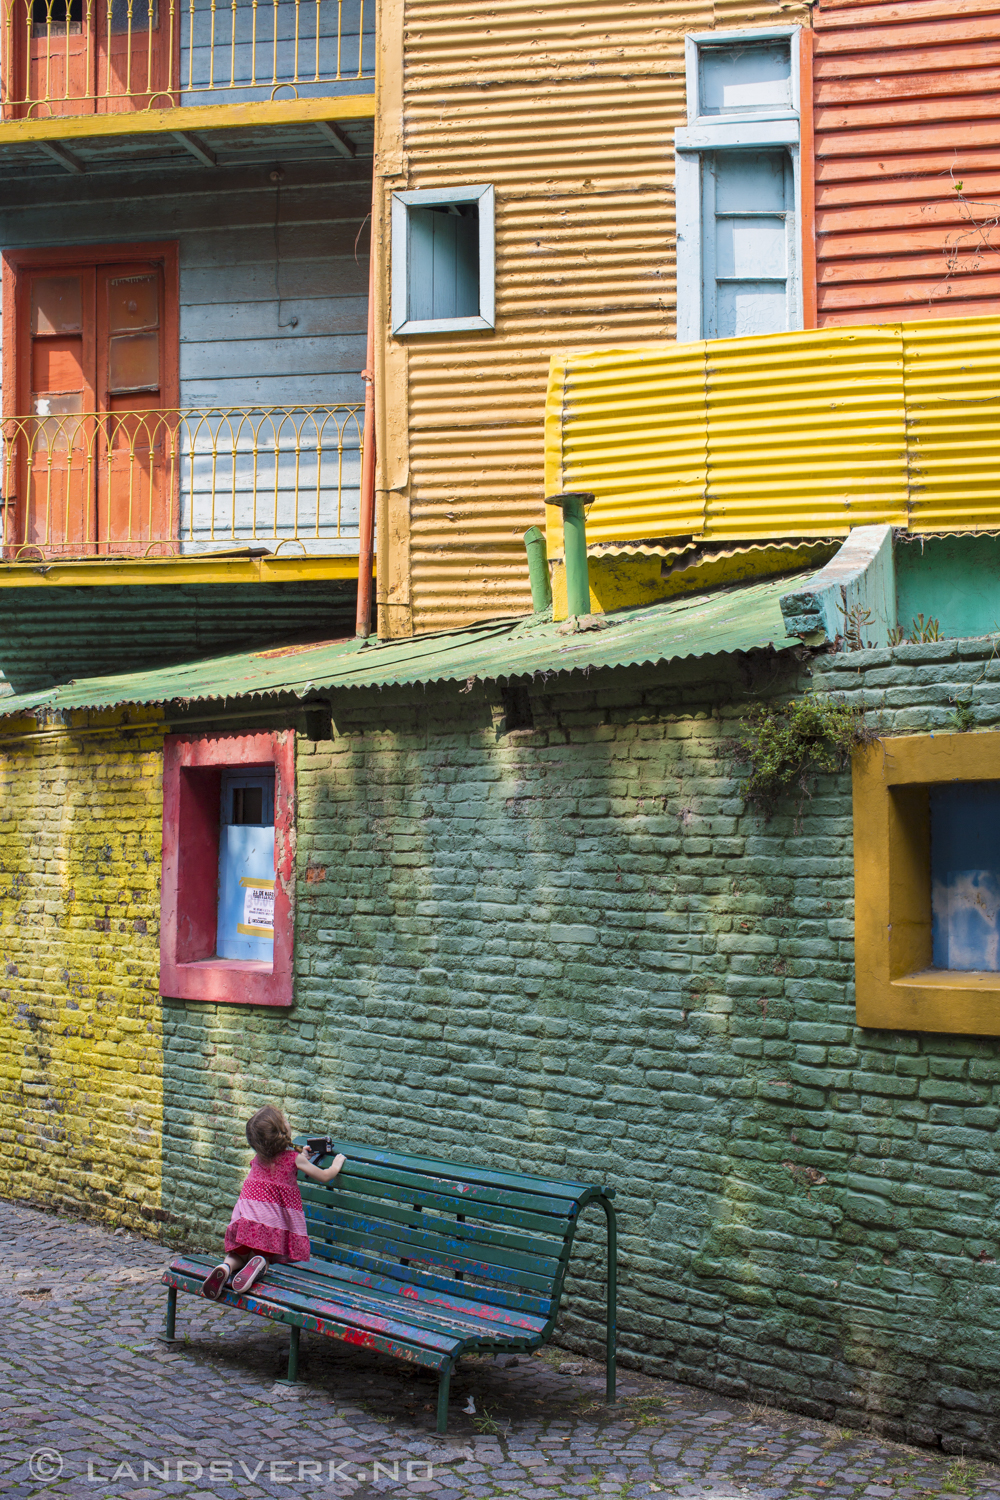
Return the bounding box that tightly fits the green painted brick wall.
[159,639,1000,1458]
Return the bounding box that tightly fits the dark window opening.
[500,680,534,733]
[930,780,1000,970]
[232,785,265,826]
[31,0,83,30]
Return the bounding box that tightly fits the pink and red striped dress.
[224,1149,311,1262]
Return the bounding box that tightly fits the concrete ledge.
[780,526,895,649]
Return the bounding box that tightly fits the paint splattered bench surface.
[161,1139,617,1432]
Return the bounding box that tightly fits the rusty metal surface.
[397,0,812,630]
[813,0,1000,327]
[0,570,808,715]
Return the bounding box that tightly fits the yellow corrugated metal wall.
[394,0,811,631]
[545,315,1000,542]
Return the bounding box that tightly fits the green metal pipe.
[544,492,593,617]
[523,525,552,612]
[287,1323,300,1382]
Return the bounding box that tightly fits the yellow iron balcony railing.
[1,404,364,559]
[0,0,372,118]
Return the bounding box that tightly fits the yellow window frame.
[854,730,1000,1036]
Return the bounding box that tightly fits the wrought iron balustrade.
[1,404,364,559]
[0,0,372,117]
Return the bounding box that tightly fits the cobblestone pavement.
[2,1201,999,1500]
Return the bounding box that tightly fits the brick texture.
[5,642,1000,1456]
[0,709,165,1228]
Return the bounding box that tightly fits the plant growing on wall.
[735,696,880,819]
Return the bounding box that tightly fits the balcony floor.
[0,94,374,174]
[0,560,362,691]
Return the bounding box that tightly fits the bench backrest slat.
[305,1168,570,1237]
[306,1211,560,1295]
[309,1240,556,1318]
[301,1182,569,1266]
[298,1138,611,1333]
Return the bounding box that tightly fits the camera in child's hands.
[304,1135,335,1164]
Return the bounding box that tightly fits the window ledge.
[179,957,274,974]
[870,972,1000,1037]
[392,315,495,337]
[675,119,800,150]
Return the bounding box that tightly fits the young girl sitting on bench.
[201,1105,346,1298]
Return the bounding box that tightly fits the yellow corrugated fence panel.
[704,326,909,538]
[548,342,709,552]
[903,316,1000,532]
[548,316,1000,543]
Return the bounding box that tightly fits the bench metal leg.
[436,1364,452,1434]
[287,1324,300,1382]
[600,1195,617,1405]
[159,1285,177,1343]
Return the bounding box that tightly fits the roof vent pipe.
[523,525,552,613]
[544,492,594,618]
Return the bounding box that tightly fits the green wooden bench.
[161,1138,617,1431]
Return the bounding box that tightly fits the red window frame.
[160,730,296,1008]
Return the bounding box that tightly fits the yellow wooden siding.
[393,0,812,631]
[544,315,1000,545]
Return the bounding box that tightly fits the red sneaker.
[201,1263,229,1299]
[231,1256,268,1294]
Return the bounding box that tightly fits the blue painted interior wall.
[0,157,371,415]
[0,155,371,548]
[179,0,374,105]
[896,535,1000,641]
[930,782,1000,970]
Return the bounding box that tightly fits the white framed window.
[674,27,802,343]
[391,184,495,336]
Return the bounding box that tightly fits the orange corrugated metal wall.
[401,0,811,631]
[813,0,1000,327]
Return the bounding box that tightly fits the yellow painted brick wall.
[0,708,166,1230]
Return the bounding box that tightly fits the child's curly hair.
[246,1105,293,1161]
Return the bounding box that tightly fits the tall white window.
[674,28,802,343]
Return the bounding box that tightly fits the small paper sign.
[238,878,275,937]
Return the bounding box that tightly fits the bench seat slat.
[302,1183,570,1260]
[263,1265,546,1343]
[163,1264,454,1370]
[303,1200,565,1280]
[330,1139,598,1203]
[309,1241,555,1318]
[167,1258,470,1355]
[288,1256,550,1334]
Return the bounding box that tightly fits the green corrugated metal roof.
[0,572,807,719]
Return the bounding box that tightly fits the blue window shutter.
[702,149,792,339]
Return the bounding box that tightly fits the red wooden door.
[96,263,174,553]
[25,0,94,116]
[95,0,174,112]
[3,0,174,116]
[11,254,177,557]
[24,270,96,554]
